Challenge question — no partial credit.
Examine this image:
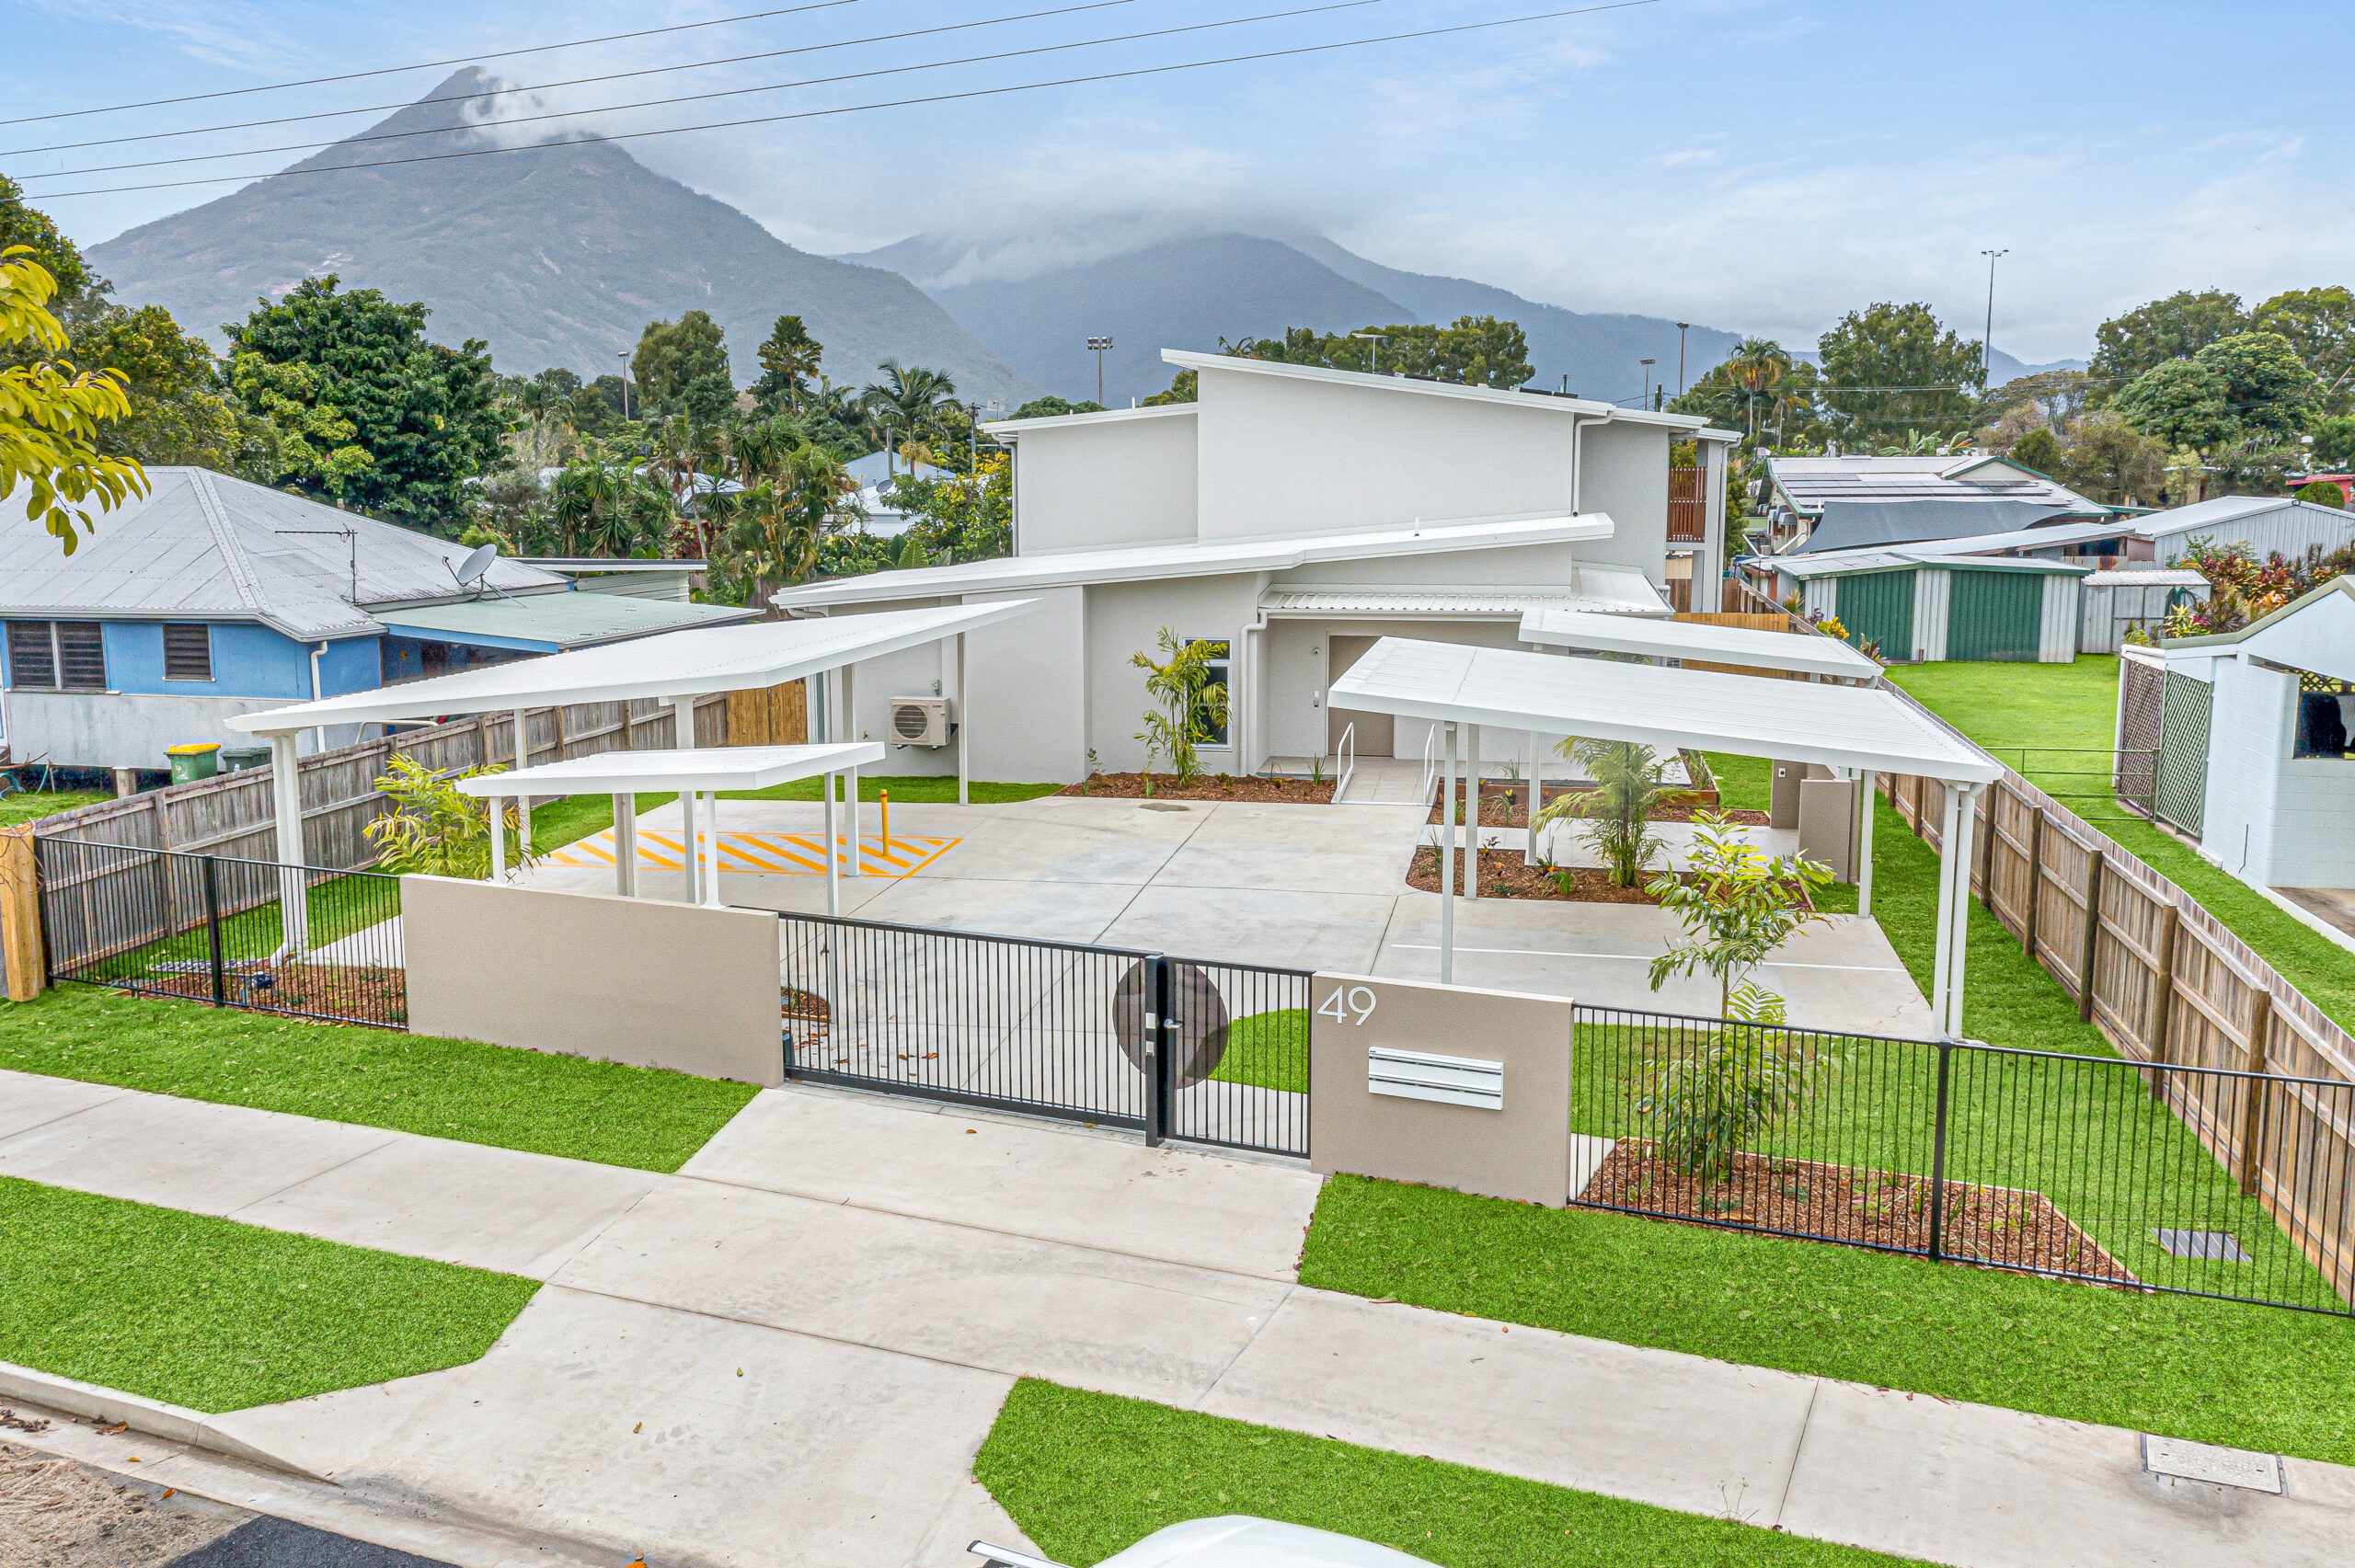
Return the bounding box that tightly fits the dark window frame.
[162,623,214,682]
[5,620,108,692]
[6,622,56,690]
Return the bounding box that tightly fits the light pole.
[1086,336,1113,406]
[616,349,631,420]
[1675,323,1691,394]
[1979,249,2009,393]
[1639,359,1656,408]
[1351,331,1390,375]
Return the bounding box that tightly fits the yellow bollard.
[879,789,890,859]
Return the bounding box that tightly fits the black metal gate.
[777,912,1311,1156]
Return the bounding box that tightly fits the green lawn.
[977,1379,1930,1568]
[1887,657,2355,1035]
[0,1175,536,1413]
[0,985,756,1172]
[0,787,110,829]
[1211,1008,1309,1093]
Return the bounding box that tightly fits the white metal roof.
[378,594,757,650]
[0,467,565,640]
[1766,453,2104,517]
[2140,494,2355,537]
[1161,349,1713,431]
[1903,518,2150,556]
[769,513,1614,609]
[1765,545,2095,580]
[2085,568,2205,587]
[455,741,885,795]
[226,600,1036,735]
[982,403,1198,438]
[1264,567,1666,619]
[1327,636,2000,784]
[2163,575,2355,683]
[1518,608,1884,679]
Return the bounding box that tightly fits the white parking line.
[1386,942,1906,973]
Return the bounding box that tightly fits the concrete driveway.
[523,795,1935,1037]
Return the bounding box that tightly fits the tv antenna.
[277,526,359,602]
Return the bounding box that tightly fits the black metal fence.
[1572,1005,2355,1314]
[777,911,1312,1156]
[36,836,406,1029]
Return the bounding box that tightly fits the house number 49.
[1317,985,1378,1025]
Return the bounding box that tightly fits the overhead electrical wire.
[0,1,875,127]
[2,0,1143,158]
[17,0,1386,181]
[21,0,1660,200]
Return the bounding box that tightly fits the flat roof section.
[455,742,885,795]
[379,594,758,652]
[1328,636,1999,784]
[1518,608,1884,680]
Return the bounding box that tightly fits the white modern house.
[769,349,1737,782]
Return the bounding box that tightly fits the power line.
[24,0,1661,200]
[0,2,879,129]
[2,0,1143,158]
[17,0,1384,182]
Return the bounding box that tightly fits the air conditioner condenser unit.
[889,696,953,748]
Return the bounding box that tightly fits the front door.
[1327,635,1396,756]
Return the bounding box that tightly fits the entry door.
[1327,635,1396,757]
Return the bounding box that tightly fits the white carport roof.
[454,742,885,796]
[228,601,1033,736]
[1518,608,1884,679]
[1328,636,1999,784]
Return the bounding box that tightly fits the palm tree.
[1726,338,1790,440]
[862,361,959,475]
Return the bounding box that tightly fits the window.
[163,623,213,681]
[1192,636,1232,747]
[5,621,108,692]
[2295,672,2352,761]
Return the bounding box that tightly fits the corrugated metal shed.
[2079,570,2207,655]
[2140,497,2355,563]
[0,468,565,640]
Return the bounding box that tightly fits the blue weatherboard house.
[0,467,755,770]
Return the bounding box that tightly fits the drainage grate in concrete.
[2152,1228,2251,1262]
[2142,1435,2282,1494]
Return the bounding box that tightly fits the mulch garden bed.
[1430,778,1756,828]
[1406,848,1810,906]
[1060,773,1337,803]
[1580,1141,2140,1287]
[122,963,408,1027]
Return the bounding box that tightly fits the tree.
[1131,629,1228,788]
[887,453,1011,564]
[2197,330,2321,441]
[0,177,86,303]
[549,461,672,556]
[2089,289,2246,396]
[1533,738,1678,888]
[2252,286,2355,415]
[223,277,502,529]
[1224,316,1533,389]
[2056,412,2166,507]
[1646,811,1832,1019]
[1817,303,1981,441]
[2,246,145,551]
[714,445,852,596]
[630,311,730,413]
[2113,356,2234,452]
[752,315,823,413]
[227,353,373,492]
[1140,369,1196,407]
[2293,479,2346,509]
[69,302,240,469]
[2312,415,2355,468]
[2008,425,2065,476]
[862,360,959,476]
[1013,395,1107,418]
[364,754,530,880]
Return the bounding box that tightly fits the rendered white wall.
[2200,655,2355,889]
[1084,575,1263,773]
[1267,541,1590,589]
[964,586,1089,783]
[1011,410,1199,555]
[1261,617,1539,761]
[1570,419,1673,578]
[1193,367,1580,541]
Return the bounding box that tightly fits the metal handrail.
[1335,721,1356,803]
[1420,721,1439,803]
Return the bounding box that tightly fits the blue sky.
[10,0,2350,361]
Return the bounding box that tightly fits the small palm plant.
[364,754,534,880]
[1132,629,1229,788]
[1532,738,1680,888]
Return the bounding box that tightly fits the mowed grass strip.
[977,1379,1931,1568]
[0,987,756,1173]
[0,1175,537,1413]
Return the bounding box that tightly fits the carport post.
[823,770,841,916]
[679,788,702,904]
[844,662,862,866]
[1464,724,1480,899]
[511,709,532,853]
[614,791,638,897]
[1945,783,1982,1038]
[1929,783,1963,1034]
[1855,770,1876,917]
[846,758,863,877]
[488,792,507,882]
[1525,730,1541,868]
[956,632,970,807]
[267,732,309,956]
[1441,720,1458,984]
[702,792,723,907]
[671,696,700,904]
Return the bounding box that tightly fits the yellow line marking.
[543,829,959,877]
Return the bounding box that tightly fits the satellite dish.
[455,544,500,587]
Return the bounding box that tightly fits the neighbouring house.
[0,467,756,771]
[2127,577,2355,926]
[769,349,1738,781]
[522,557,709,601]
[1757,548,2090,664]
[2136,495,2355,567]
[1755,452,2117,555]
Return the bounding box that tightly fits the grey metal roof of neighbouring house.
[378,593,760,650]
[1763,545,2096,580]
[0,467,568,640]
[2139,495,2355,538]
[1790,498,2081,555]
[1766,453,2108,519]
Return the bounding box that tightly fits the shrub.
[363,754,528,878]
[2293,478,2346,509]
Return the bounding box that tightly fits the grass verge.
[0,1175,536,1413]
[1887,656,2355,1034]
[0,986,756,1173]
[1211,1008,1308,1094]
[0,789,110,830]
[977,1379,1928,1568]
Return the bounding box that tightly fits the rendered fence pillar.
[268,732,309,957]
[0,826,45,1001]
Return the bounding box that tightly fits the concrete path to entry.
[519,795,1933,1036]
[3,1067,2349,1568]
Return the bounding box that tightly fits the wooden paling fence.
[1875,692,2355,1309]
[23,692,741,980]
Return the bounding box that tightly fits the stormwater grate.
[2152,1228,2250,1262]
[2142,1435,2282,1494]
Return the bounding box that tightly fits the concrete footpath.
[2,1069,2350,1568]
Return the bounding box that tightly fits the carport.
[1328,636,2003,1036]
[228,601,1035,954]
[1517,607,1885,681]
[457,741,885,912]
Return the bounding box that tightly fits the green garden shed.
[1755,549,2090,664]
